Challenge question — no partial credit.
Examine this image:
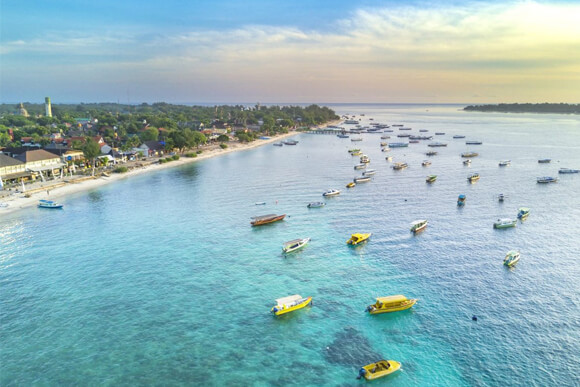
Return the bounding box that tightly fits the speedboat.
[357,360,401,380]
[251,214,286,226]
[457,194,466,206]
[538,158,551,163]
[360,155,370,163]
[392,162,408,170]
[499,160,511,166]
[346,182,356,188]
[347,233,371,245]
[426,175,437,183]
[537,176,558,183]
[354,175,371,183]
[468,173,480,182]
[307,202,326,208]
[323,189,341,197]
[559,168,580,174]
[410,219,428,233]
[282,237,311,253]
[271,295,312,316]
[517,207,530,219]
[493,218,517,229]
[38,200,63,209]
[363,169,376,176]
[366,295,417,314]
[422,160,431,167]
[354,163,366,170]
[504,251,521,267]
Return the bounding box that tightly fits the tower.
[45,97,52,117]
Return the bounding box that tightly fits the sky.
[1,0,579,104]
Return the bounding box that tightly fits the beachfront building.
[0,154,28,186]
[137,141,165,158]
[15,149,66,182]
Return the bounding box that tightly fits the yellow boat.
[271,294,312,316]
[366,294,417,314]
[346,182,356,188]
[347,233,371,245]
[358,360,401,380]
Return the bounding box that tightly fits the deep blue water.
[1,104,579,386]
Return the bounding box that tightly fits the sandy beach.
[0,129,316,216]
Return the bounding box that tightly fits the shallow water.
[1,104,579,386]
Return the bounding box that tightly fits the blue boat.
[38,200,63,209]
[457,194,466,206]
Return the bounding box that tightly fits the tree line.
[463,103,580,114]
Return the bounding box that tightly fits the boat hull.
[360,360,401,380]
[368,299,417,314]
[271,297,312,316]
[251,214,286,226]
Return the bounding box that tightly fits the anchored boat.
[251,214,286,226]
[426,175,437,183]
[366,295,417,314]
[282,237,311,253]
[307,202,325,208]
[347,233,371,245]
[457,194,466,206]
[323,189,341,197]
[38,200,63,209]
[504,251,521,267]
[271,295,312,316]
[493,218,517,229]
[517,207,530,219]
[358,360,402,380]
[410,219,428,233]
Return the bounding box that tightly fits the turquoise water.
[1,104,579,386]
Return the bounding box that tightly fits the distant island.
[463,103,580,114]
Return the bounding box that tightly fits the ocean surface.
[1,104,579,386]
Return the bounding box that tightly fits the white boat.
[504,250,520,267]
[323,189,341,197]
[385,156,393,161]
[538,158,551,163]
[282,238,311,253]
[307,202,326,208]
[354,164,366,170]
[354,175,371,183]
[392,162,408,170]
[537,176,558,183]
[493,218,517,229]
[351,138,363,142]
[38,200,63,209]
[559,168,580,174]
[499,160,511,166]
[463,159,471,165]
[363,169,376,176]
[410,219,428,233]
[360,155,370,163]
[381,147,391,152]
[422,160,431,167]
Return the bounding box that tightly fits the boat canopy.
[251,214,279,221]
[376,295,408,304]
[283,239,304,247]
[275,294,303,306]
[411,220,427,226]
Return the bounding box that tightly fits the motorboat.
[363,169,376,176]
[307,202,326,208]
[346,233,371,245]
[380,135,390,139]
[425,151,438,156]
[282,237,311,253]
[360,155,370,163]
[388,142,409,148]
[38,200,63,209]
[463,159,472,165]
[559,168,580,174]
[457,194,466,206]
[380,142,389,147]
[348,148,361,154]
[468,173,480,182]
[493,218,517,229]
[251,214,286,226]
[422,160,431,167]
[366,295,417,314]
[410,219,428,233]
[537,176,558,183]
[283,140,299,145]
[538,158,551,163]
[350,151,362,156]
[392,162,408,170]
[426,175,437,183]
[435,132,445,135]
[381,147,391,152]
[419,129,429,132]
[255,202,266,205]
[428,142,447,147]
[354,163,366,170]
[337,134,349,138]
[466,140,482,145]
[346,182,356,188]
[385,156,393,161]
[461,152,478,157]
[351,137,363,142]
[354,175,371,183]
[271,295,312,316]
[499,160,511,166]
[357,360,402,380]
[323,189,341,197]
[497,193,507,202]
[453,135,466,139]
[517,207,530,219]
[504,251,521,267]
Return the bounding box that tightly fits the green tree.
[217,134,229,143]
[82,139,101,176]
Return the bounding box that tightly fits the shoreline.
[0,132,299,216]
[0,122,340,216]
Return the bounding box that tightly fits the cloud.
[2,1,580,102]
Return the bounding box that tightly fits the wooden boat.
[271,295,312,316]
[504,251,521,267]
[346,182,356,188]
[351,138,363,142]
[426,175,437,183]
[559,168,580,174]
[255,201,266,205]
[354,176,371,183]
[323,189,341,197]
[428,142,447,147]
[493,218,517,229]
[422,160,431,167]
[538,158,551,163]
[337,134,349,138]
[273,142,284,146]
[354,163,366,170]
[363,169,376,176]
[468,173,480,182]
[425,151,438,156]
[461,152,478,157]
[466,140,482,145]
[251,214,286,226]
[435,132,445,135]
[283,140,299,145]
[347,233,372,245]
[499,160,511,166]
[517,207,530,219]
[38,199,63,209]
[366,294,417,314]
[388,142,408,148]
[282,237,311,253]
[410,219,428,233]
[385,156,393,161]
[380,135,390,139]
[358,360,401,380]
[453,135,466,139]
[307,202,325,208]
[457,194,466,206]
[537,176,558,183]
[392,162,408,170]
[348,148,361,154]
[360,155,370,163]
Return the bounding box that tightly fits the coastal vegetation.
[0,102,338,149]
[464,103,580,114]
